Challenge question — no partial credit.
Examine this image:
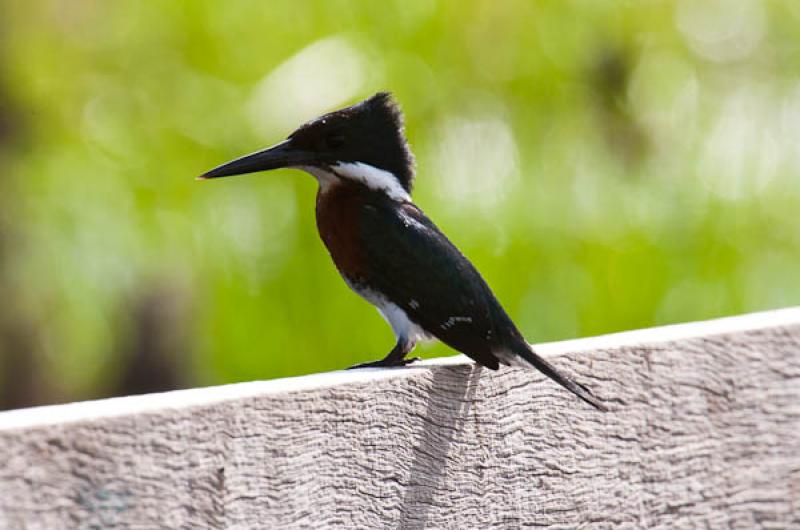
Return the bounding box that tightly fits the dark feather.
[354,194,525,370]
[352,190,607,410]
[289,92,416,193]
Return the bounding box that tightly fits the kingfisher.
[199,92,606,410]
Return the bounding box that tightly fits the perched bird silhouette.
[200,92,606,410]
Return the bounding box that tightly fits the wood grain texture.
[1,309,800,529]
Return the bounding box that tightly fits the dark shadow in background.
[0,25,45,411]
[397,364,483,530]
[114,283,189,397]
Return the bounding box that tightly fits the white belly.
[347,281,431,343]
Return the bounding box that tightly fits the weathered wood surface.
[1,308,800,529]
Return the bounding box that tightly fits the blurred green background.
[1,1,799,409]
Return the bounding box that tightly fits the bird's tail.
[508,342,607,411]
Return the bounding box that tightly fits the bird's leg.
[347,338,419,369]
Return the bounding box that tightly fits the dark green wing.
[358,200,519,369]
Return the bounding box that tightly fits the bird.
[199,92,606,411]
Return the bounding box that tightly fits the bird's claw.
[347,357,421,370]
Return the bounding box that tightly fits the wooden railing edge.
[1,306,797,432]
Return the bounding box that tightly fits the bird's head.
[199,92,415,201]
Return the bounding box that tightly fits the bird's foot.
[347,357,421,370]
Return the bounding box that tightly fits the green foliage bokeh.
[1,1,799,403]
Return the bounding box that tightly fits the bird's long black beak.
[198,140,316,180]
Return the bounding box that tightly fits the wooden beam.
[1,308,799,528]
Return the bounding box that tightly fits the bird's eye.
[324,134,345,150]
